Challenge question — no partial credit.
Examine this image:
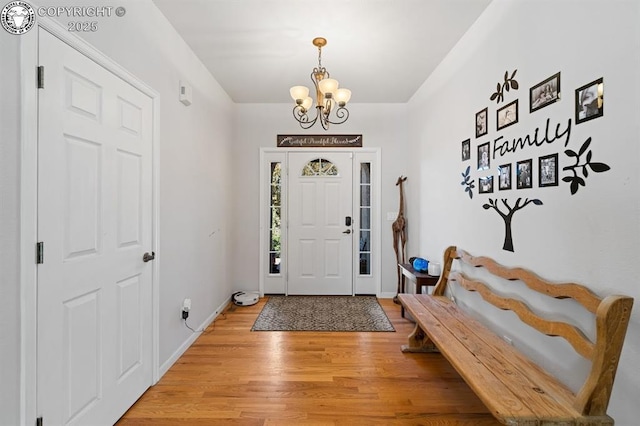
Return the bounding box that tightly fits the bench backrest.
[432,245,633,417]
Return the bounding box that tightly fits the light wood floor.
[117,297,499,425]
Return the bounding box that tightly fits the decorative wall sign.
[460,166,475,199]
[530,72,561,113]
[497,99,519,131]
[483,197,543,252]
[462,139,471,161]
[539,153,559,187]
[479,176,494,194]
[562,137,610,194]
[498,163,512,190]
[490,69,519,104]
[516,159,533,189]
[476,107,488,137]
[575,78,603,124]
[277,134,362,148]
[477,142,490,171]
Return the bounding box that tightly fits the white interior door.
[37,29,153,425]
[288,152,353,295]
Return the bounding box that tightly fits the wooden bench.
[399,246,633,425]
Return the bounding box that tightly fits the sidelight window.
[359,163,371,275]
[269,162,281,274]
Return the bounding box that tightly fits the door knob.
[143,251,155,262]
[342,229,351,234]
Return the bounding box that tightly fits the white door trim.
[259,147,381,297]
[19,16,161,426]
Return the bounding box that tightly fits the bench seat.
[400,294,608,425]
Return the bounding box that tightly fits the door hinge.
[36,417,43,426]
[36,242,44,264]
[37,66,44,89]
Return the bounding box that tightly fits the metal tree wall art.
[563,137,611,195]
[483,197,543,252]
[490,69,519,104]
[460,166,475,199]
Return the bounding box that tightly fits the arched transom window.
[301,158,339,176]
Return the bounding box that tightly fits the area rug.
[251,296,395,332]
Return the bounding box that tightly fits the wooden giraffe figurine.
[392,176,407,303]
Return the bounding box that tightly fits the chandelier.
[289,37,351,130]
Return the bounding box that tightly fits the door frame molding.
[19,16,161,425]
[259,148,381,297]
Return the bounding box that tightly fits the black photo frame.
[479,176,494,194]
[575,77,604,124]
[539,153,558,187]
[461,139,471,161]
[497,99,518,131]
[516,159,533,189]
[530,72,561,113]
[477,141,490,171]
[498,163,512,190]
[476,107,488,138]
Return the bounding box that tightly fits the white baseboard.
[379,292,397,299]
[159,297,230,378]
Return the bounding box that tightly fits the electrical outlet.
[503,335,514,346]
[182,298,191,320]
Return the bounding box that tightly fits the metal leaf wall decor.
[490,69,519,104]
[562,137,611,195]
[460,166,475,199]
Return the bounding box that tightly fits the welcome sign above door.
[277,134,363,148]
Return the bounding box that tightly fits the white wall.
[233,103,410,296]
[407,0,640,424]
[0,1,235,423]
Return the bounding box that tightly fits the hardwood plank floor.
[117,297,499,425]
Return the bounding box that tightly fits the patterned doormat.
[251,296,395,332]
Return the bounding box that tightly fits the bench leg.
[401,323,439,353]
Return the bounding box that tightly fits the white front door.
[37,29,153,425]
[288,152,353,295]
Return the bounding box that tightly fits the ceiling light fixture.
[290,37,351,130]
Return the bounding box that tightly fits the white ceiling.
[152,0,492,104]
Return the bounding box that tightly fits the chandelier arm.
[325,106,350,125]
[319,114,330,130]
[292,105,319,130]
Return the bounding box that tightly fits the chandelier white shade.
[290,37,351,130]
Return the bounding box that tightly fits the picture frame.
[575,77,604,124]
[461,139,471,161]
[475,107,488,138]
[477,141,490,171]
[530,72,561,113]
[516,158,533,189]
[479,176,494,194]
[497,99,518,131]
[538,153,558,187]
[498,163,512,190]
